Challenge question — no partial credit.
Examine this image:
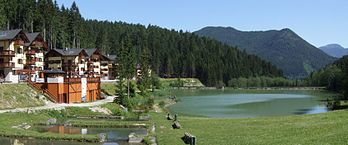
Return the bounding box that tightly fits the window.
[0,46,3,51]
[18,59,23,64]
[17,48,22,54]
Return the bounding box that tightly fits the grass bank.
[101,82,117,96]
[152,110,348,145]
[0,84,45,110]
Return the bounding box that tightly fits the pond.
[0,126,147,145]
[168,89,334,118]
[34,125,147,142]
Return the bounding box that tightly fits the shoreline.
[170,86,327,90]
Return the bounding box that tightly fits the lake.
[169,89,333,118]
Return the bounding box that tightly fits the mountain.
[195,26,336,78]
[319,44,348,58]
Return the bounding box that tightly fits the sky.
[56,0,348,48]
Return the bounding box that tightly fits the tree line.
[0,0,283,86]
[306,56,348,97]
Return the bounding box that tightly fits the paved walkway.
[0,96,116,114]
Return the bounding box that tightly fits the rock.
[13,139,24,145]
[103,143,119,145]
[98,133,107,142]
[150,137,157,145]
[172,121,181,129]
[128,133,143,143]
[46,118,57,125]
[139,115,150,121]
[81,128,88,135]
[181,132,196,145]
[22,125,31,130]
[89,107,112,115]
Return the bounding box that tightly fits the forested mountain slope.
[195,26,336,78]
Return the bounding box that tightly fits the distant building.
[45,48,117,80]
[0,29,48,83]
[23,32,47,81]
[45,48,89,77]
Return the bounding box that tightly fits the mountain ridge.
[319,44,348,58]
[195,26,336,78]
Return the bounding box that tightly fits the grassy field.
[0,84,45,109]
[101,83,117,96]
[152,110,348,145]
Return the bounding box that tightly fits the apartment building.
[45,48,88,77]
[23,32,47,81]
[0,29,48,83]
[45,48,116,80]
[0,29,28,83]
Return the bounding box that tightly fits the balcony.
[0,62,15,68]
[64,77,101,83]
[0,50,15,57]
[13,40,25,46]
[26,59,36,65]
[63,62,78,67]
[26,50,36,55]
[16,69,35,74]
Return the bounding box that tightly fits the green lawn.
[152,110,348,145]
[0,84,45,109]
[101,83,117,96]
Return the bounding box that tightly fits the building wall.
[47,57,62,69]
[36,77,101,103]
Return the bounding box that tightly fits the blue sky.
[56,0,348,48]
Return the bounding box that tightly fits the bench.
[181,132,196,145]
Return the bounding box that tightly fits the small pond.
[34,125,147,142]
[0,126,147,145]
[169,89,334,118]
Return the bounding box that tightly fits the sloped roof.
[53,48,85,56]
[25,32,40,46]
[105,54,117,61]
[0,29,23,40]
[42,69,66,74]
[84,48,97,57]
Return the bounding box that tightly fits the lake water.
[169,89,332,118]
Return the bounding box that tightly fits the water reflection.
[34,125,147,142]
[169,90,332,118]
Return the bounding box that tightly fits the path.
[0,96,116,114]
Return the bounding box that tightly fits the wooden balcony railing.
[64,77,101,83]
[0,62,15,68]
[0,50,15,56]
[26,59,36,65]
